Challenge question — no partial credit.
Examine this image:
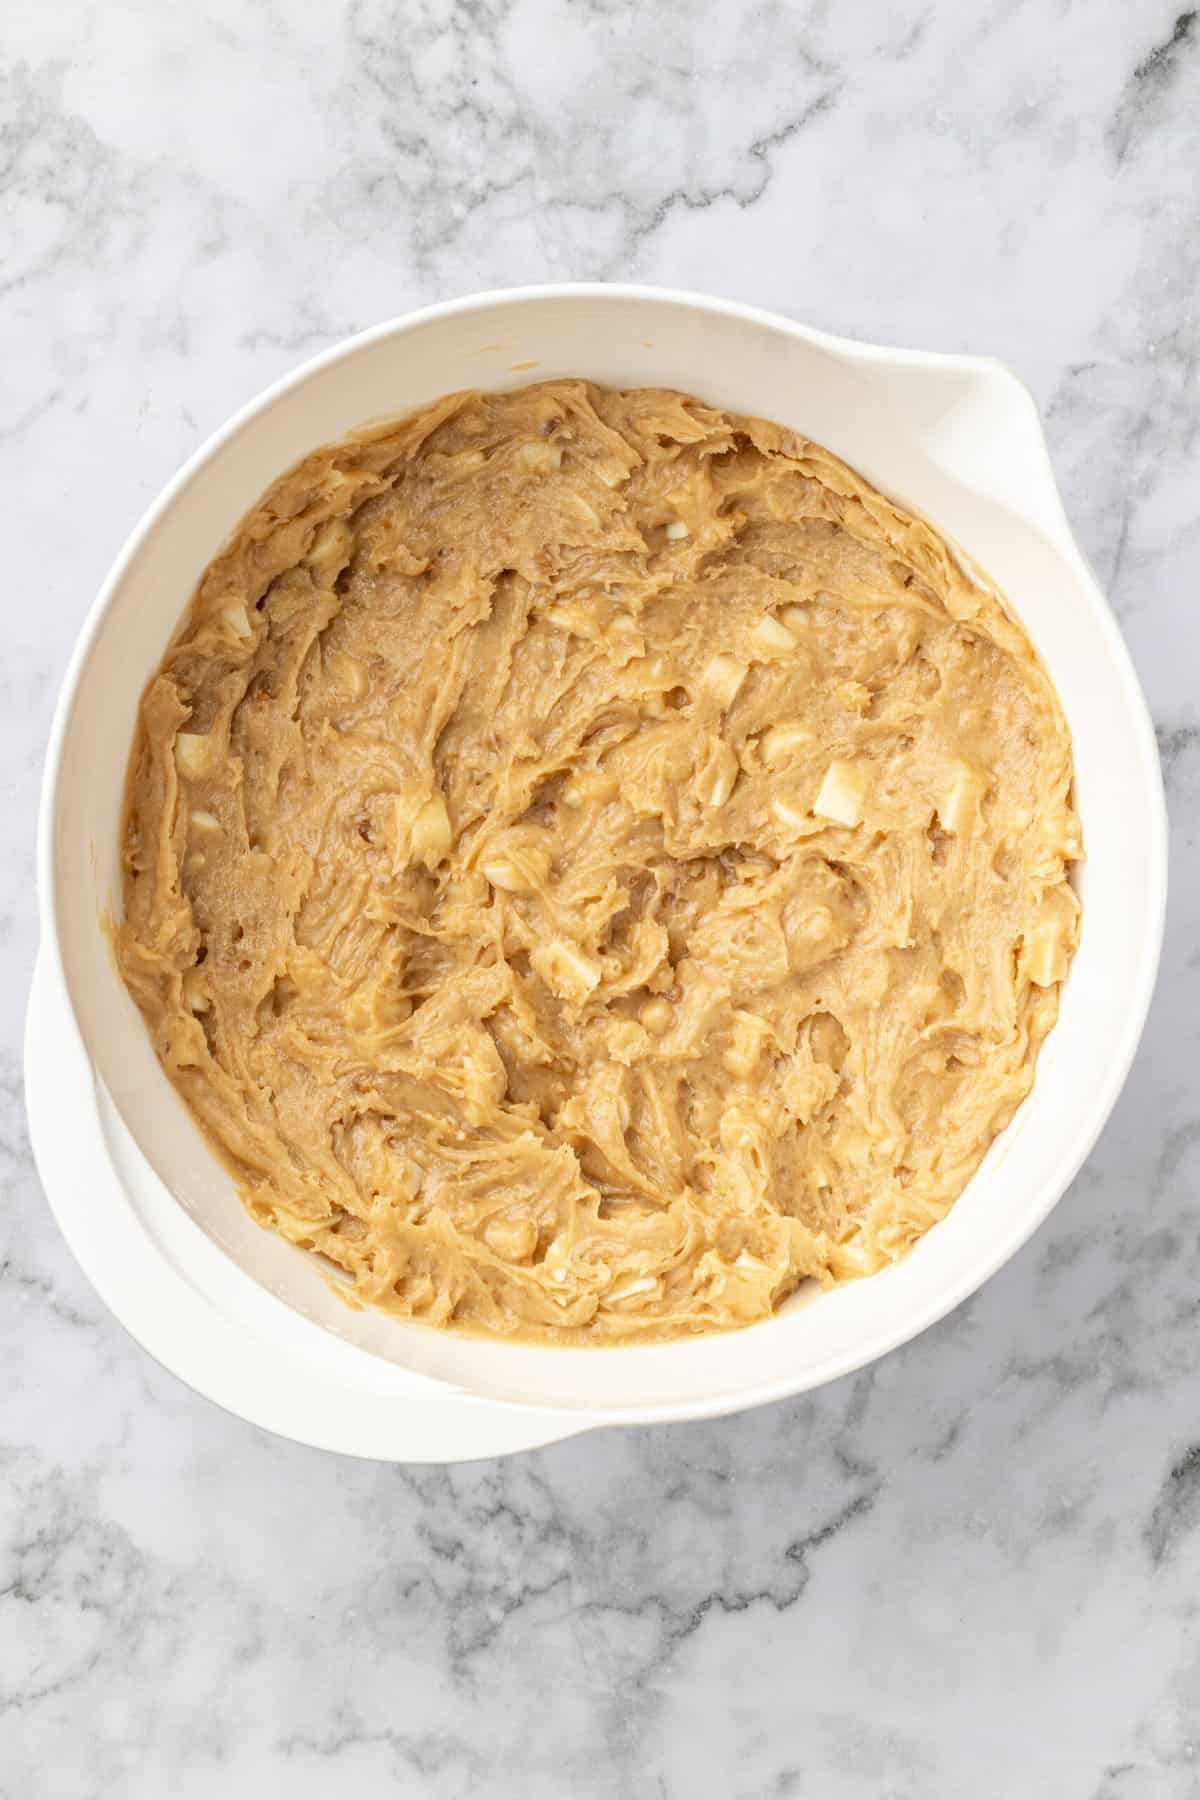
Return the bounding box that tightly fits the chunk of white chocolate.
[606,1273,659,1304]
[517,440,563,472]
[481,846,551,893]
[723,1011,772,1078]
[941,763,985,834]
[639,997,673,1034]
[562,769,618,808]
[483,1215,538,1261]
[701,655,747,708]
[695,742,738,808]
[813,760,866,828]
[306,518,351,584]
[410,793,453,869]
[760,723,812,767]
[770,795,810,834]
[174,733,212,779]
[1023,921,1069,987]
[751,614,797,655]
[531,939,602,1004]
[182,971,210,1014]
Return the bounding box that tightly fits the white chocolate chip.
[639,997,673,1034]
[175,733,212,779]
[751,614,797,655]
[770,795,810,834]
[701,655,747,709]
[664,519,690,540]
[482,1215,538,1261]
[531,939,602,1003]
[517,440,563,472]
[940,763,985,834]
[813,761,866,828]
[480,857,526,893]
[410,794,453,869]
[182,971,210,1013]
[1023,921,1068,987]
[695,741,738,808]
[562,770,618,808]
[723,1011,771,1078]
[606,1274,658,1304]
[481,846,551,893]
[190,809,221,834]
[221,603,252,640]
[306,518,351,584]
[760,723,812,767]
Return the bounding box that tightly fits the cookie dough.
[118,381,1081,1342]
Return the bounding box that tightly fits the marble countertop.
[3,2,1198,1793]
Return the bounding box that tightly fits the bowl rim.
[34,282,1169,1431]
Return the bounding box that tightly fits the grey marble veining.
[2,2,1199,1794]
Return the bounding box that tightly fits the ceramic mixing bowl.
[28,285,1167,1459]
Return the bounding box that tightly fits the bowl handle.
[842,350,1091,578]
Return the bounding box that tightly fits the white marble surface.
[3,1,1199,1792]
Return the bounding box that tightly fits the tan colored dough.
[118,381,1081,1342]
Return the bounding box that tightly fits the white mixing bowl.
[29,285,1167,1460]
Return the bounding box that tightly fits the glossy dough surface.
[118,381,1080,1342]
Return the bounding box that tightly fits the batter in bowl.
[118,381,1080,1341]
